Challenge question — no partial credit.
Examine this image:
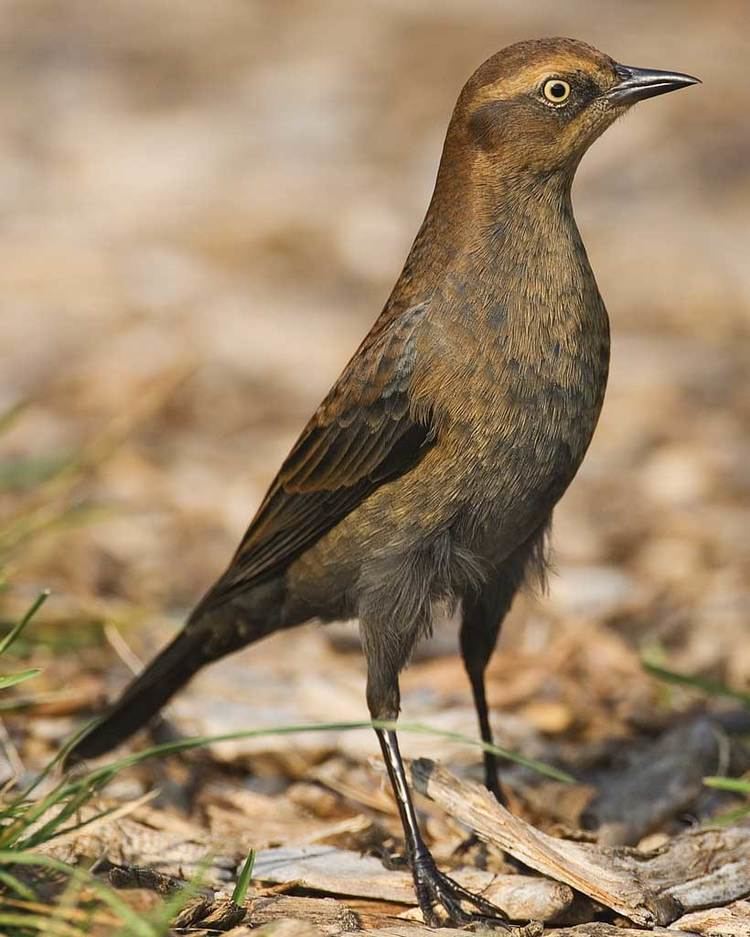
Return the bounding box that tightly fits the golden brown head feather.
[447,37,626,177]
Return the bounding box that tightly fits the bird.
[65,38,699,928]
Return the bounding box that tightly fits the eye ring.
[542,78,571,105]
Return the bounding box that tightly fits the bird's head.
[451,38,699,179]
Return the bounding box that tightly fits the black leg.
[465,655,505,803]
[460,603,506,804]
[459,525,547,804]
[360,608,509,927]
[376,726,510,928]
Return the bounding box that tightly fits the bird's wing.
[205,301,434,603]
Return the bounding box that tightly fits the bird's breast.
[413,281,610,530]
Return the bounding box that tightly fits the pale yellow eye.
[542,78,571,105]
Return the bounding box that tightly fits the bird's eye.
[542,78,571,105]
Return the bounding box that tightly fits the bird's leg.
[456,535,549,862]
[453,584,523,862]
[375,726,510,928]
[466,654,504,802]
[459,526,550,804]
[460,613,505,803]
[364,636,509,928]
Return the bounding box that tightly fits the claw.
[412,854,513,929]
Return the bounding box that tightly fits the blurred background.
[0,0,749,765]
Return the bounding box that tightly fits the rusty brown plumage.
[66,38,699,928]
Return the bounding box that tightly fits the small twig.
[103,622,145,676]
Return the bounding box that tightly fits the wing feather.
[206,302,433,603]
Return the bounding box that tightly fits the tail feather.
[64,626,209,765]
[64,576,287,768]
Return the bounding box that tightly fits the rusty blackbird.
[66,38,699,928]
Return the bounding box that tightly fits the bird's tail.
[64,576,286,768]
[64,623,212,766]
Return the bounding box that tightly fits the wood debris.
[252,845,575,923]
[669,899,750,936]
[411,758,750,927]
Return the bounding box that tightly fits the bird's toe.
[412,855,519,930]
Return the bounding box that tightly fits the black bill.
[608,64,701,105]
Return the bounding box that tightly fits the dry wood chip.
[251,896,543,936]
[515,779,596,832]
[173,912,697,937]
[173,895,216,928]
[204,788,371,850]
[252,844,574,923]
[250,895,363,932]
[106,862,193,895]
[39,806,238,882]
[535,928,695,937]
[253,904,541,937]
[669,899,750,935]
[198,894,247,930]
[363,926,683,937]
[287,781,347,818]
[172,894,245,930]
[410,759,750,927]
[226,923,322,937]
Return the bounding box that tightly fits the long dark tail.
[64,576,287,767]
[64,624,213,766]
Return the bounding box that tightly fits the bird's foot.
[451,833,487,868]
[412,853,534,931]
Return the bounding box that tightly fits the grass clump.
[0,594,198,937]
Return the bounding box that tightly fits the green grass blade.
[396,720,574,783]
[0,669,41,689]
[0,778,79,849]
[60,718,572,787]
[15,783,105,851]
[0,852,158,937]
[0,591,50,656]
[0,716,568,856]
[24,799,137,850]
[0,766,116,850]
[703,775,750,794]
[708,804,750,827]
[0,868,37,900]
[0,452,75,493]
[643,661,750,707]
[11,730,95,807]
[231,849,255,905]
[0,400,27,435]
[0,912,85,937]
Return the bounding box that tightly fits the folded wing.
[204,302,435,605]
